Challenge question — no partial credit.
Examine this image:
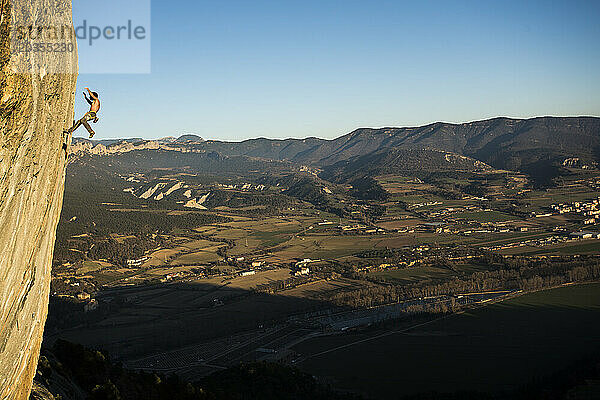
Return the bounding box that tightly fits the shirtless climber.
[65,87,100,138]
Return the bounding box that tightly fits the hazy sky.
[75,0,600,141]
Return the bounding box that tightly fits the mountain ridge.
[72,117,600,184]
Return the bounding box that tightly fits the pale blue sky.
[74,0,600,141]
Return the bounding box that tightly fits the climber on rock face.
[65,87,100,138]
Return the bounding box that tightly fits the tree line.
[329,256,600,308]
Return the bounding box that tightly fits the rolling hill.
[73,116,600,185]
[321,148,492,182]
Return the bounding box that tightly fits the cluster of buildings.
[160,271,193,283]
[483,231,600,252]
[127,257,149,267]
[51,281,99,313]
[459,224,528,236]
[549,197,600,224]
[357,261,417,273]
[356,245,484,273]
[338,224,385,234]
[293,258,315,276]
[423,205,480,219]
[408,201,443,210]
[395,221,528,236]
[482,235,570,251]
[570,231,600,239]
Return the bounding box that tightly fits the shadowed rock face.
[0,0,77,398]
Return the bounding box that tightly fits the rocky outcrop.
[69,139,166,156]
[70,139,162,156]
[0,0,78,398]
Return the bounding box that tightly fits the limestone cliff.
[0,0,77,398]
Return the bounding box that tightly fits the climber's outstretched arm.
[85,87,98,100]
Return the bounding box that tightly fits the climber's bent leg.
[67,111,95,134]
[65,119,82,134]
[81,118,95,138]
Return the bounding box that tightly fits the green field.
[453,210,515,222]
[370,266,453,283]
[370,263,491,284]
[527,189,599,207]
[294,283,600,399]
[251,229,297,248]
[79,261,107,274]
[550,240,600,254]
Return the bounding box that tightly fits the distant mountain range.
[72,116,600,185]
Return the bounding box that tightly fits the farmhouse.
[127,257,149,267]
[77,292,91,301]
[295,267,310,276]
[570,231,600,239]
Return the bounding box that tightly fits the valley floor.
[293,282,600,399]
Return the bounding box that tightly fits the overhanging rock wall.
[0,0,77,398]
